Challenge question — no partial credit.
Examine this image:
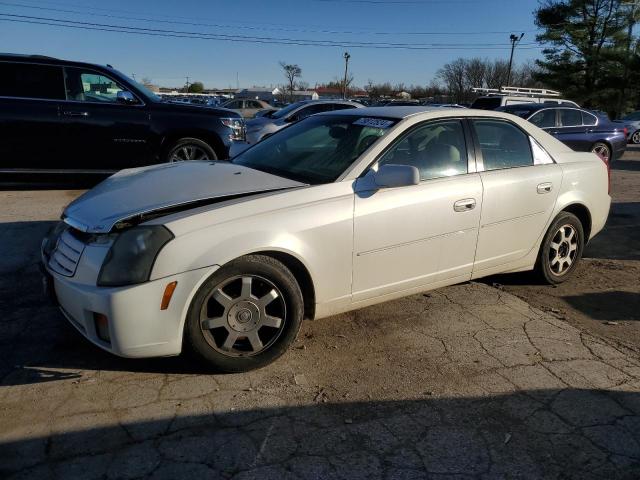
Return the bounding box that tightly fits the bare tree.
[279,62,302,102]
[437,58,467,103]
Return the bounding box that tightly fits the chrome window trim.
[0,60,146,106]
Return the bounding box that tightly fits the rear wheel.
[631,130,640,145]
[591,142,611,162]
[536,212,584,284]
[184,255,304,372]
[165,137,217,162]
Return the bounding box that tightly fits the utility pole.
[185,76,190,93]
[507,33,524,86]
[342,51,351,99]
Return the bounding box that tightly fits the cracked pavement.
[1,172,640,479]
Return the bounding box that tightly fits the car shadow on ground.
[1,389,639,479]
[562,291,640,322]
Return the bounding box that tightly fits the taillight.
[624,127,629,137]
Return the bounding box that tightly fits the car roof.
[325,105,450,119]
[0,53,114,72]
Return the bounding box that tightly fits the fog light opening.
[161,281,178,310]
[93,313,111,343]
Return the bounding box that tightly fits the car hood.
[63,161,306,233]
[246,116,277,131]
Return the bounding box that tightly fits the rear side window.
[529,109,556,128]
[473,120,533,171]
[582,112,597,126]
[0,62,65,100]
[559,109,582,127]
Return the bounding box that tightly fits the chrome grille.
[48,228,85,277]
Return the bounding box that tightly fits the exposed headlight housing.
[221,117,246,141]
[97,226,174,287]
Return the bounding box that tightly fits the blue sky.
[0,0,543,89]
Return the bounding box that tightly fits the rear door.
[471,118,562,274]
[60,67,153,170]
[553,108,588,150]
[0,61,66,170]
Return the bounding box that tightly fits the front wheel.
[536,212,584,284]
[164,137,217,162]
[631,130,640,145]
[184,255,304,372]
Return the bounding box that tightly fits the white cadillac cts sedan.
[42,107,611,372]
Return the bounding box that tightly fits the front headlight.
[221,117,246,141]
[97,226,174,287]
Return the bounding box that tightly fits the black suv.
[0,54,245,179]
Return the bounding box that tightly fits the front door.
[60,67,153,171]
[352,119,482,302]
[471,118,562,274]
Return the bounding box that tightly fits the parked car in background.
[498,104,627,162]
[42,106,610,372]
[620,111,640,144]
[471,86,579,110]
[0,54,245,180]
[221,98,273,119]
[234,100,364,153]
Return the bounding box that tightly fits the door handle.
[537,182,553,194]
[453,198,476,212]
[62,111,89,117]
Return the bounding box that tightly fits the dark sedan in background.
[498,104,627,162]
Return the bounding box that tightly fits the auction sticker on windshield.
[353,118,395,129]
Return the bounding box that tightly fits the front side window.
[558,109,582,127]
[474,120,533,171]
[0,62,65,100]
[529,109,556,128]
[232,115,396,184]
[377,120,468,181]
[64,68,129,103]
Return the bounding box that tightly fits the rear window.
[0,62,65,100]
[471,97,502,110]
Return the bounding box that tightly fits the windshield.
[232,114,398,184]
[269,101,307,119]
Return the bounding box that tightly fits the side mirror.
[373,164,420,188]
[117,90,137,104]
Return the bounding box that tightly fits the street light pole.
[507,33,524,86]
[343,51,351,99]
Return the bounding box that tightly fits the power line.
[0,1,538,37]
[0,14,545,50]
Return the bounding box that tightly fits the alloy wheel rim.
[199,275,286,357]
[632,131,640,144]
[170,145,211,161]
[591,144,610,161]
[548,224,579,276]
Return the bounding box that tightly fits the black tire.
[184,255,304,372]
[164,137,217,162]
[535,212,585,284]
